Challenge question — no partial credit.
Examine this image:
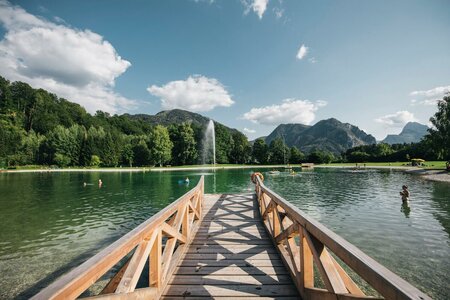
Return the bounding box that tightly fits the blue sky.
[1,0,449,140]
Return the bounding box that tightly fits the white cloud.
[410,98,439,106]
[296,44,308,60]
[410,85,450,98]
[243,128,256,133]
[243,99,327,125]
[147,75,234,112]
[375,111,417,127]
[241,0,269,19]
[0,0,134,114]
[308,57,317,64]
[409,85,449,107]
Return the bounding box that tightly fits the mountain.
[127,109,240,134]
[382,122,428,144]
[265,118,376,154]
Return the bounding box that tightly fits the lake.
[0,168,449,299]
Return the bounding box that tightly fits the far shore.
[2,164,449,183]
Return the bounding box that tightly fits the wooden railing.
[32,176,205,300]
[253,175,431,300]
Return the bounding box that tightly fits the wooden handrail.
[253,175,431,300]
[32,176,205,300]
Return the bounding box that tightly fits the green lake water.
[0,168,449,299]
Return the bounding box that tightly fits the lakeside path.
[2,165,449,183]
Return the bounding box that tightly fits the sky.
[0,0,449,140]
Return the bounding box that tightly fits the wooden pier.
[32,175,431,300]
[162,193,299,299]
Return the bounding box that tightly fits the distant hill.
[127,109,240,134]
[382,122,428,144]
[265,118,376,154]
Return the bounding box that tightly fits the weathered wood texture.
[31,176,205,300]
[162,193,299,299]
[254,175,431,300]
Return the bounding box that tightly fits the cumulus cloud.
[243,128,256,134]
[375,111,417,127]
[241,0,269,19]
[296,44,308,60]
[0,0,134,114]
[409,85,449,107]
[243,99,327,125]
[147,75,234,112]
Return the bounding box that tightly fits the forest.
[0,76,448,168]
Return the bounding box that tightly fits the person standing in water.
[98,179,103,188]
[400,185,409,202]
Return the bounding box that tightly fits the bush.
[54,153,71,167]
[90,155,101,167]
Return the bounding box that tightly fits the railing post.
[149,229,162,289]
[300,226,314,298]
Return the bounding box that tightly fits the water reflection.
[0,169,448,299]
[401,202,411,218]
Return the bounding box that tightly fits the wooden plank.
[100,257,131,294]
[85,287,157,300]
[300,226,314,290]
[183,252,281,260]
[186,245,278,254]
[149,230,161,288]
[191,239,272,245]
[162,297,298,300]
[173,265,289,275]
[195,231,268,239]
[179,259,285,267]
[330,255,365,296]
[168,274,293,285]
[163,284,298,297]
[303,229,347,294]
[305,287,383,300]
[115,230,158,293]
[161,223,186,244]
[275,223,298,244]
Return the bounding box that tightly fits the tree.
[348,151,370,163]
[133,139,151,166]
[268,138,289,164]
[427,94,450,160]
[230,132,251,164]
[169,123,198,165]
[289,147,305,164]
[0,119,25,167]
[148,125,173,166]
[308,150,335,164]
[214,123,233,164]
[252,138,269,164]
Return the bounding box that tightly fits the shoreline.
[2,165,449,183]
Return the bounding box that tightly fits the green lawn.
[324,161,447,169]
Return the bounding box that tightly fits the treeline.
[1,76,448,167]
[0,76,257,167]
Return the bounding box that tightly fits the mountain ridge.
[382,122,428,144]
[265,118,376,154]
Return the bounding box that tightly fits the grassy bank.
[323,161,446,169]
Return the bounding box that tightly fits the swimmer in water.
[399,185,409,202]
[98,179,103,188]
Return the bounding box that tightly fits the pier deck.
[162,193,299,299]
